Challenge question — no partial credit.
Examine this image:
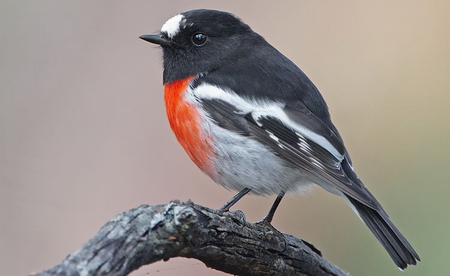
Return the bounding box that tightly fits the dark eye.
[192,33,207,46]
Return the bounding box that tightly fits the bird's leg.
[256,192,287,248]
[219,188,251,212]
[218,188,251,226]
[260,191,285,224]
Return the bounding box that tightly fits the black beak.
[139,34,172,46]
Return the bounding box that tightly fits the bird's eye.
[192,33,207,46]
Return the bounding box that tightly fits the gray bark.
[31,201,350,276]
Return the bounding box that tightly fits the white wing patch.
[296,133,312,152]
[161,14,185,38]
[192,83,344,161]
[193,83,257,113]
[266,130,284,149]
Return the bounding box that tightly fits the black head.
[140,9,263,84]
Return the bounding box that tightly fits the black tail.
[347,197,420,270]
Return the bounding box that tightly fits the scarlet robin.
[140,9,420,269]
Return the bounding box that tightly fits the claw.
[255,219,287,251]
[227,210,247,226]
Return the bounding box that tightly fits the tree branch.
[31,201,350,276]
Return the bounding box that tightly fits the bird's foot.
[227,209,247,226]
[255,217,287,251]
[217,207,247,226]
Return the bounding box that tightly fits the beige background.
[1,1,449,275]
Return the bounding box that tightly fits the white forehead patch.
[161,13,185,38]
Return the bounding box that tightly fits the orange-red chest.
[164,77,214,177]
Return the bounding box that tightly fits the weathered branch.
[32,201,350,276]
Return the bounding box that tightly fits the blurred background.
[1,1,449,275]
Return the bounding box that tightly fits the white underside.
[207,120,316,195]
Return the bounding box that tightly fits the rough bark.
[32,201,350,276]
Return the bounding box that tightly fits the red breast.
[164,77,215,177]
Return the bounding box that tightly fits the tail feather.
[347,196,420,270]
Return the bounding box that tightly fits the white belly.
[203,118,315,196]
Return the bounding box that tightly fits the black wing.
[202,98,381,210]
[201,98,420,269]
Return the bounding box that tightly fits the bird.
[140,9,420,269]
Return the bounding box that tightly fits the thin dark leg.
[256,191,287,249]
[261,191,285,224]
[219,188,251,212]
